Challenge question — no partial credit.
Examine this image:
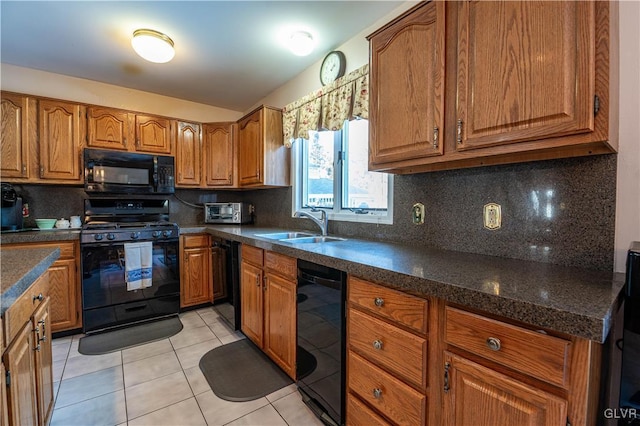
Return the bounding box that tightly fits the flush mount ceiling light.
[131,29,175,63]
[287,31,315,56]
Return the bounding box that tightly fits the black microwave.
[84,148,175,194]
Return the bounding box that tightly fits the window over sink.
[292,118,393,224]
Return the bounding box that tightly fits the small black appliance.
[1,183,24,231]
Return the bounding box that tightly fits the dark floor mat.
[78,316,183,355]
[200,338,298,402]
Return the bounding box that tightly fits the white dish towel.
[125,241,153,291]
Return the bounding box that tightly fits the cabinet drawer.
[348,277,428,334]
[6,241,75,259]
[241,244,263,267]
[348,351,426,426]
[4,271,49,343]
[349,308,427,390]
[347,393,391,426]
[264,251,296,280]
[445,306,571,388]
[182,234,210,249]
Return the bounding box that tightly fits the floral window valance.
[283,63,369,146]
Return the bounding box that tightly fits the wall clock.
[320,51,346,85]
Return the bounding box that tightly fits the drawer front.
[349,277,428,334]
[182,234,210,249]
[241,244,263,267]
[349,308,427,390]
[6,241,75,259]
[348,351,426,426]
[264,251,296,280]
[4,271,49,343]
[445,306,571,387]
[347,393,391,426]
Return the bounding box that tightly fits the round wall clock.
[320,51,346,85]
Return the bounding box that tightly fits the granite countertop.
[200,225,625,343]
[0,224,625,342]
[1,246,61,316]
[0,228,81,244]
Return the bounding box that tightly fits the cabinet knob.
[374,297,384,307]
[486,337,501,351]
[372,340,383,350]
[33,293,44,302]
[372,388,382,399]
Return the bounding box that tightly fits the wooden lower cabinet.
[240,245,296,378]
[180,234,213,308]
[2,272,53,426]
[443,352,567,426]
[4,241,81,333]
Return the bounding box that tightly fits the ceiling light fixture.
[287,31,315,56]
[131,29,175,63]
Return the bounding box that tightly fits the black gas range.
[80,198,180,334]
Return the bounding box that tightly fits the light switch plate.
[483,203,502,230]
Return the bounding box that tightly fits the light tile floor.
[50,307,325,426]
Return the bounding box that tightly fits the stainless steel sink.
[279,236,347,244]
[254,231,316,240]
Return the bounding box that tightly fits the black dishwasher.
[297,259,346,426]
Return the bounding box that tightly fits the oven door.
[81,240,180,333]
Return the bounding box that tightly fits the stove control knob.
[162,230,173,238]
[107,233,116,241]
[94,233,104,241]
[131,232,140,240]
[152,230,162,238]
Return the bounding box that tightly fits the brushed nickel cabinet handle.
[40,166,44,178]
[373,340,383,350]
[22,164,27,175]
[373,388,382,399]
[374,297,384,307]
[433,127,439,149]
[456,119,463,145]
[33,293,43,302]
[486,337,501,351]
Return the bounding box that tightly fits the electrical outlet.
[412,203,425,225]
[483,203,502,230]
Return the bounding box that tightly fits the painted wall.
[0,63,242,122]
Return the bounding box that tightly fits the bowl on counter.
[35,219,57,229]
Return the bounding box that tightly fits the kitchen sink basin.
[279,236,347,244]
[254,231,316,240]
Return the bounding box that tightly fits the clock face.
[320,51,346,85]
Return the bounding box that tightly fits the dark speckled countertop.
[194,225,625,343]
[1,246,60,316]
[1,226,625,342]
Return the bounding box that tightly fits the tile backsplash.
[11,154,617,271]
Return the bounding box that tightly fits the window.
[292,119,393,224]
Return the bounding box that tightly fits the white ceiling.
[0,1,404,112]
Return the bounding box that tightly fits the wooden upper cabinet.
[135,114,174,155]
[176,121,202,187]
[368,0,445,169]
[456,1,595,150]
[203,122,236,187]
[38,99,84,182]
[1,93,34,179]
[86,106,133,151]
[237,106,289,188]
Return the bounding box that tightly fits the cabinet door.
[203,123,235,187]
[1,93,31,178]
[181,246,213,307]
[32,298,53,426]
[369,1,445,169]
[237,109,263,186]
[86,106,132,151]
[264,273,296,379]
[240,260,264,347]
[135,115,173,154]
[456,1,595,150]
[212,246,227,300]
[3,321,38,426]
[1,360,9,426]
[443,352,567,426]
[49,258,79,332]
[176,121,202,186]
[38,99,83,181]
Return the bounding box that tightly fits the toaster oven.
[204,203,253,224]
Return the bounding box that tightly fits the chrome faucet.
[294,208,328,236]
